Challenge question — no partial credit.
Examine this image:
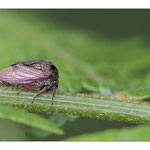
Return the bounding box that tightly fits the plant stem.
[0,88,149,124]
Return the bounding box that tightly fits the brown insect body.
[0,60,59,104]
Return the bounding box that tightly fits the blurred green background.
[0,9,150,140]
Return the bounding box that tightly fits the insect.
[0,60,59,104]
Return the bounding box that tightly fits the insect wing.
[0,65,49,85]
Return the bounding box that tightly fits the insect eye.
[51,65,56,70]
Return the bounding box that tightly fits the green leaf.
[0,103,64,135]
[141,95,150,101]
[66,125,150,141]
[25,114,78,139]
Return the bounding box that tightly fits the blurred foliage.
[67,125,150,141]
[25,114,78,140]
[0,10,150,96]
[0,10,150,140]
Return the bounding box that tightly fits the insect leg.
[32,86,49,103]
[11,60,46,66]
[51,86,56,105]
[17,83,44,95]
